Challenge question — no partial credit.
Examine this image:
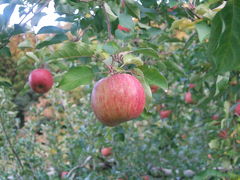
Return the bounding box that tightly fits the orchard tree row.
[0,0,240,179]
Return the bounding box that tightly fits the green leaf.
[164,60,185,76]
[26,52,40,62]
[0,77,12,87]
[123,54,143,66]
[193,169,228,180]
[49,41,95,60]
[0,47,11,57]
[18,40,32,48]
[3,4,16,26]
[36,34,68,49]
[119,13,134,30]
[31,12,47,26]
[208,0,240,73]
[214,72,230,96]
[103,41,120,55]
[140,65,168,90]
[58,66,94,91]
[104,2,117,21]
[37,26,66,34]
[133,48,159,59]
[195,22,210,42]
[125,0,140,19]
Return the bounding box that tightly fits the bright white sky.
[0,0,61,32]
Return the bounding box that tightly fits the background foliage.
[0,0,240,179]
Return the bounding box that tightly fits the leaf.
[103,41,120,55]
[140,65,168,90]
[18,40,32,48]
[164,60,185,76]
[195,22,210,42]
[208,139,219,149]
[58,66,94,91]
[171,18,196,31]
[214,72,230,96]
[3,4,16,26]
[193,169,228,180]
[0,47,11,57]
[36,34,68,49]
[31,12,47,26]
[26,52,40,62]
[123,54,143,66]
[50,41,95,60]
[133,48,159,59]
[0,77,12,87]
[37,26,66,34]
[208,0,240,73]
[119,13,134,30]
[125,0,140,19]
[104,2,117,22]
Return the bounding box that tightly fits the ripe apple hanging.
[91,73,145,126]
[28,68,54,94]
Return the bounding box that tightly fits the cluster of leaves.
[0,0,240,179]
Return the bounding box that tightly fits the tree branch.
[102,3,113,40]
[0,113,24,170]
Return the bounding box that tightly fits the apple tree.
[0,0,240,179]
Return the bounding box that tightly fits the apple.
[181,134,187,139]
[28,68,53,94]
[211,114,219,120]
[91,73,145,126]
[117,25,130,32]
[101,147,112,156]
[121,0,125,8]
[61,171,68,178]
[159,110,172,119]
[150,85,159,93]
[167,5,177,12]
[234,103,240,116]
[185,91,193,104]
[207,154,212,159]
[188,83,196,89]
[218,130,228,139]
[142,175,150,180]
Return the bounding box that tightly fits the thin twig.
[0,113,24,170]
[102,3,113,40]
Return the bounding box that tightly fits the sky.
[0,1,61,32]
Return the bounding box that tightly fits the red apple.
[218,130,228,139]
[188,83,196,89]
[142,175,150,180]
[211,114,219,120]
[61,171,68,178]
[117,24,130,32]
[150,85,159,93]
[185,91,193,104]
[159,110,172,119]
[28,68,53,94]
[101,147,112,156]
[167,5,177,12]
[207,154,212,159]
[121,0,125,8]
[91,73,145,126]
[235,103,240,116]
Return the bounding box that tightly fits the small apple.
[117,25,130,32]
[150,85,159,93]
[185,91,193,104]
[101,147,112,156]
[121,0,125,8]
[188,83,196,89]
[181,134,187,139]
[159,110,172,119]
[28,68,53,94]
[234,103,240,116]
[61,171,68,178]
[218,130,228,139]
[91,73,145,126]
[211,115,219,120]
[142,175,150,180]
[167,5,177,12]
[207,154,212,159]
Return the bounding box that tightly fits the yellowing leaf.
[171,18,196,31]
[123,54,143,66]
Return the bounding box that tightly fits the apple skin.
[159,110,172,119]
[61,171,68,178]
[218,130,228,139]
[28,69,53,94]
[184,91,193,104]
[117,24,130,32]
[101,147,112,156]
[188,83,196,89]
[234,103,240,116]
[142,175,150,180]
[91,73,145,126]
[211,115,219,120]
